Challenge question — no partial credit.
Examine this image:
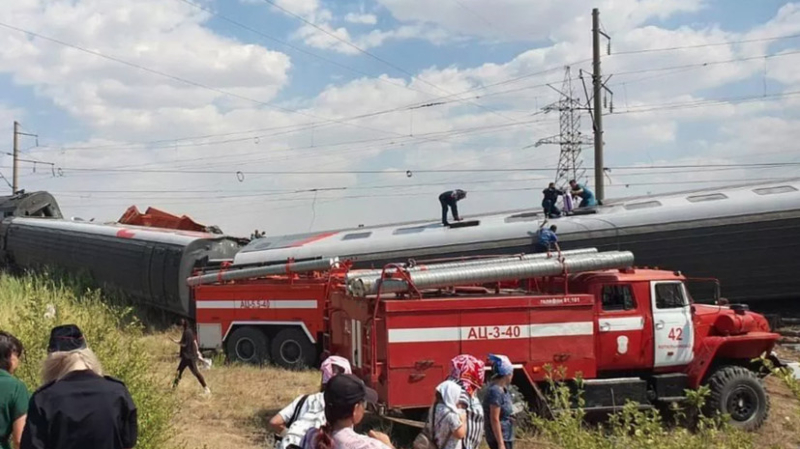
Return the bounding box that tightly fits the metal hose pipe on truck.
[348,250,634,296]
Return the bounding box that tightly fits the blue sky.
[1,0,799,235]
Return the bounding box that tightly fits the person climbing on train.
[439,190,467,226]
[533,225,560,257]
[569,180,597,208]
[171,319,210,395]
[483,354,515,449]
[446,355,485,449]
[541,183,565,218]
[301,374,394,449]
[270,356,352,449]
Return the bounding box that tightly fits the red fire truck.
[189,258,345,368]
[189,248,781,429]
[328,250,781,430]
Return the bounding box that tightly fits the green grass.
[0,271,178,449]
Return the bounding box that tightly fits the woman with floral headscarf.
[483,354,515,449]
[447,355,485,449]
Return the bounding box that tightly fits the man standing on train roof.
[542,183,565,218]
[439,189,467,226]
[533,225,560,257]
[569,180,597,208]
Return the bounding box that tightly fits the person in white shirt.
[269,356,352,449]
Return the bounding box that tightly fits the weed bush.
[525,367,754,449]
[0,271,177,449]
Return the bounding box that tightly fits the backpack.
[273,395,309,449]
[412,402,451,449]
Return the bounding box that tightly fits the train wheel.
[270,328,316,369]
[226,326,269,365]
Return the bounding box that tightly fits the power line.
[176,0,433,97]
[613,32,800,56]
[0,21,435,140]
[258,0,521,123]
[11,160,800,176]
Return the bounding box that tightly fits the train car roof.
[233,178,800,266]
[10,217,237,246]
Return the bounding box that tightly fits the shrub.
[526,366,754,449]
[0,271,177,449]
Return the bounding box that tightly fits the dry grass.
[143,333,320,449]
[140,331,800,449]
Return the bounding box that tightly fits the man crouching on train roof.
[270,356,352,449]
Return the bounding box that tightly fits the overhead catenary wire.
[259,0,522,124]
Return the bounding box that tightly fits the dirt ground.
[145,332,800,449]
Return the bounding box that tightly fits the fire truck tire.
[706,365,769,431]
[226,327,270,365]
[271,328,316,369]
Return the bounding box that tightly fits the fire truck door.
[596,284,646,370]
[650,281,694,368]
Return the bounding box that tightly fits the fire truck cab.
[329,257,779,430]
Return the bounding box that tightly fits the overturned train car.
[234,179,800,304]
[0,194,241,317]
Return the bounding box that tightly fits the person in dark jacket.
[439,190,467,226]
[21,324,138,449]
[171,319,210,394]
[541,183,564,218]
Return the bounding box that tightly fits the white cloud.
[4,0,800,237]
[345,13,378,25]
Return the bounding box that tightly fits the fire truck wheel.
[271,328,316,369]
[706,365,769,431]
[226,327,269,365]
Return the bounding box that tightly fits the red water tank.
[715,313,758,336]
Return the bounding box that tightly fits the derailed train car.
[0,194,241,317]
[233,179,800,304]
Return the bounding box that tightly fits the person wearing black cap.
[0,331,28,449]
[20,324,138,449]
[302,374,394,449]
[170,319,210,395]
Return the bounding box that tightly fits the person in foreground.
[270,356,352,449]
[430,380,467,449]
[447,354,485,449]
[20,324,138,449]
[0,331,28,449]
[302,374,394,449]
[483,354,515,449]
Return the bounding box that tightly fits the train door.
[651,281,694,368]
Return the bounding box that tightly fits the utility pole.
[592,8,605,201]
[12,121,19,193]
[12,122,40,193]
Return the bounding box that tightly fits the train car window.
[342,232,372,240]
[602,285,636,311]
[394,226,426,235]
[624,201,661,210]
[505,212,540,223]
[655,283,687,309]
[686,193,727,203]
[753,185,797,195]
